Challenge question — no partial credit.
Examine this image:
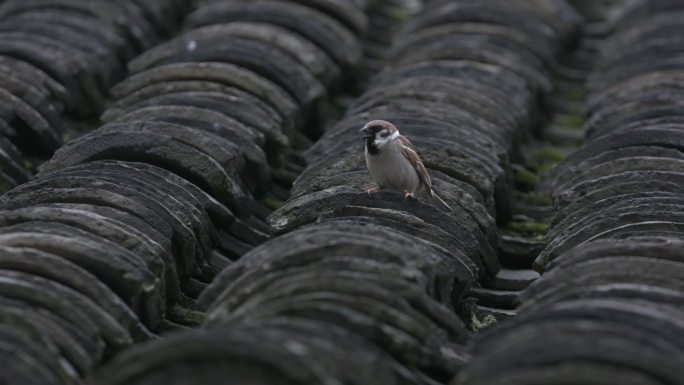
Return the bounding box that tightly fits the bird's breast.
[365,145,420,192]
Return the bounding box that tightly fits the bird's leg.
[404,191,415,200]
[366,185,383,196]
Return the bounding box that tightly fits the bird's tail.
[430,189,454,212]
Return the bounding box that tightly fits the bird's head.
[359,120,399,153]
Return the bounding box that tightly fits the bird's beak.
[359,126,373,139]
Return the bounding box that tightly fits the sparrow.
[359,119,453,211]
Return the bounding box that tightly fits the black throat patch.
[366,137,379,155]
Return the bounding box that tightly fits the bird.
[359,119,453,211]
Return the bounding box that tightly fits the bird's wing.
[397,135,416,151]
[398,135,432,192]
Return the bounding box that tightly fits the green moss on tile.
[471,314,498,333]
[529,148,565,173]
[562,87,586,101]
[556,114,584,130]
[532,148,564,163]
[23,160,35,174]
[387,8,415,22]
[513,167,539,190]
[521,192,553,206]
[262,197,284,211]
[507,221,549,233]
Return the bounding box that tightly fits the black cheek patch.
[366,137,379,155]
